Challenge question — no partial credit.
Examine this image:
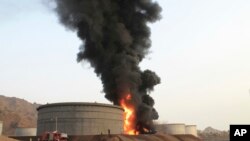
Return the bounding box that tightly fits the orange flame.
[120,94,138,135]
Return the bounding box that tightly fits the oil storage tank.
[0,121,3,135]
[166,123,186,135]
[15,128,36,136]
[37,102,124,135]
[185,125,197,137]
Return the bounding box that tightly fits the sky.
[0,0,250,131]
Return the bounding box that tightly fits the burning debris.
[54,0,162,134]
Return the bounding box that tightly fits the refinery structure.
[35,102,198,137]
[4,102,202,141]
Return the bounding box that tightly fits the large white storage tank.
[166,123,186,135]
[0,121,3,135]
[185,125,197,137]
[37,102,124,135]
[15,128,37,136]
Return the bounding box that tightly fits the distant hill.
[202,126,221,134]
[0,95,40,135]
[198,126,229,141]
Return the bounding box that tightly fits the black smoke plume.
[54,0,162,133]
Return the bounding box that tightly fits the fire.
[120,94,138,135]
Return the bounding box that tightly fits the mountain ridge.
[0,95,40,135]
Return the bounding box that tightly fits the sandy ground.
[0,136,19,141]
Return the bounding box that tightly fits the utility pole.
[55,117,58,131]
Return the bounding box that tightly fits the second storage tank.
[166,123,186,135]
[0,121,3,135]
[15,128,37,136]
[185,125,198,137]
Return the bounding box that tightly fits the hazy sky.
[0,0,250,130]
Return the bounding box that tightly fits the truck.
[39,131,68,141]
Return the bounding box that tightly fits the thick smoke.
[54,0,161,133]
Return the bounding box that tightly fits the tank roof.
[166,123,185,125]
[185,125,197,127]
[37,102,123,111]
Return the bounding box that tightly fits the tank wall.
[15,128,36,136]
[166,124,186,135]
[0,121,3,135]
[37,103,124,135]
[185,125,197,137]
[155,124,167,134]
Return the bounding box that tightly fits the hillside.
[0,95,40,135]
[198,127,229,141]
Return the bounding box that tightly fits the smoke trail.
[54,0,161,133]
